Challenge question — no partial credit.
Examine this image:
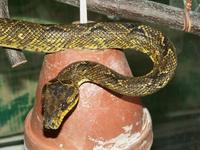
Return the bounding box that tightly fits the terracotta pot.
[24,49,153,150]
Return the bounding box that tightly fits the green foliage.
[0,94,34,137]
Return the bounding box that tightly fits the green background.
[0,0,200,149]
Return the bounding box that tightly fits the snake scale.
[0,18,177,129]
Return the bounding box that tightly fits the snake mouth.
[43,95,79,130]
[44,118,59,130]
[44,113,66,130]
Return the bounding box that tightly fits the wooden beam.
[56,0,200,36]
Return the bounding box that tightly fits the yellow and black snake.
[0,18,177,129]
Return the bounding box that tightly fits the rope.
[183,0,192,32]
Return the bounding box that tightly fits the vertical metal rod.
[80,0,88,23]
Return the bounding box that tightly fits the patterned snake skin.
[0,18,177,129]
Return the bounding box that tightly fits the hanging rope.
[183,0,192,32]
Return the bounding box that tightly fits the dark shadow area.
[0,50,43,92]
[8,0,108,24]
[149,0,169,5]
[142,30,200,149]
[125,49,153,77]
[43,103,78,138]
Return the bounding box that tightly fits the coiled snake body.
[0,18,177,129]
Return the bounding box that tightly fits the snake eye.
[60,102,68,111]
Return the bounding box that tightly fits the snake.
[0,18,177,129]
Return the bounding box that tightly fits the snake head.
[42,79,79,130]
